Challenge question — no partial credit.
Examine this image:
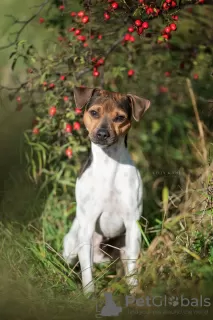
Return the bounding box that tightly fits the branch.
[100,34,125,87]
[76,34,125,82]
[0,0,50,51]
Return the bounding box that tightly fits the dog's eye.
[89,110,99,118]
[114,115,126,122]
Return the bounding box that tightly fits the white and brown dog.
[63,86,150,294]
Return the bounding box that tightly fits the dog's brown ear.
[73,86,97,109]
[127,94,150,121]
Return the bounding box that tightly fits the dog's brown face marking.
[83,90,132,146]
[73,86,150,147]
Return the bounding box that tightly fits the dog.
[63,86,150,294]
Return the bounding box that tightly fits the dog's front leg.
[124,220,141,287]
[78,221,96,294]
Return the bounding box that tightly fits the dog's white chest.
[75,143,143,238]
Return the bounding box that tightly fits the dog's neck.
[91,136,130,165]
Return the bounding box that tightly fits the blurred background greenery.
[0,0,213,318]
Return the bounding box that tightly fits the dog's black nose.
[96,128,110,140]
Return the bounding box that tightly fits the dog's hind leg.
[63,218,79,265]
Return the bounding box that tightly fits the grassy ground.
[0,1,213,319]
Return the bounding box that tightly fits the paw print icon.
[168,296,179,307]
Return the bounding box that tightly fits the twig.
[100,34,125,88]
[0,0,50,50]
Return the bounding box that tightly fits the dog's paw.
[126,276,138,287]
[83,282,95,297]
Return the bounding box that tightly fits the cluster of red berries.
[67,10,90,46]
[134,20,149,35]
[91,57,105,77]
[103,1,119,20]
[161,22,177,40]
[162,0,177,11]
[70,10,89,24]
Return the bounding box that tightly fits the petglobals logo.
[125,295,211,308]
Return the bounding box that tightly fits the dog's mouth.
[90,134,117,148]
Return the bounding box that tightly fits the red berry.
[135,19,142,27]
[146,7,154,15]
[60,75,65,80]
[137,27,143,35]
[65,123,72,133]
[93,69,100,77]
[77,35,86,41]
[170,23,177,31]
[75,108,82,114]
[198,0,205,3]
[98,34,102,40]
[162,2,169,10]
[77,11,85,17]
[142,21,149,29]
[172,15,178,21]
[124,33,131,41]
[111,2,118,9]
[129,35,135,42]
[65,147,73,159]
[164,71,171,77]
[58,36,64,42]
[16,96,21,102]
[59,5,65,10]
[70,12,76,17]
[162,34,170,40]
[82,15,89,24]
[64,96,69,102]
[97,58,104,66]
[91,57,97,63]
[154,8,161,16]
[164,26,171,33]
[73,122,81,130]
[75,29,81,35]
[166,0,172,3]
[43,81,47,86]
[128,69,135,77]
[193,74,199,80]
[68,27,75,32]
[159,86,168,93]
[104,12,110,20]
[49,106,57,116]
[171,1,177,7]
[39,17,45,24]
[128,26,134,33]
[49,83,55,89]
[32,127,39,135]
[83,42,88,47]
[138,0,144,3]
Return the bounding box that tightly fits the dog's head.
[73,86,150,147]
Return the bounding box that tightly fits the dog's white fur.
[63,136,142,294]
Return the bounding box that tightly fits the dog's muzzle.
[91,128,116,146]
[96,128,110,140]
